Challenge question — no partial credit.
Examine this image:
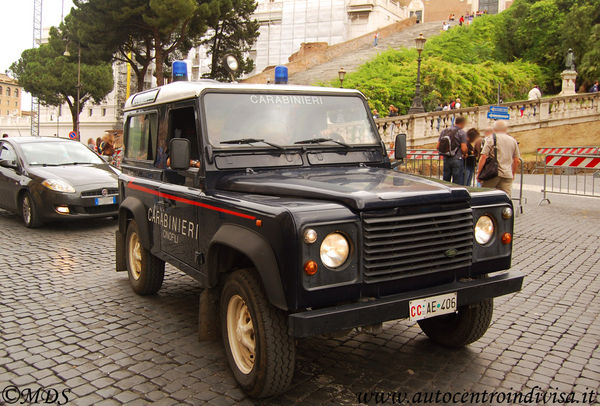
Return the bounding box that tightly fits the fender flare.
[118,196,151,249]
[208,224,288,310]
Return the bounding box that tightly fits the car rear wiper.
[294,137,351,148]
[220,138,285,150]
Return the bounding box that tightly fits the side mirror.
[169,138,191,170]
[0,159,17,169]
[394,133,407,162]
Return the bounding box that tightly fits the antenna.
[31,0,42,137]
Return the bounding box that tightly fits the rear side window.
[125,113,158,160]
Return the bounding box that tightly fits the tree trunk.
[64,97,79,139]
[137,64,149,93]
[154,30,165,86]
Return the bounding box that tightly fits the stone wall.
[243,17,417,84]
[375,92,600,149]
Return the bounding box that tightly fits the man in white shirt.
[528,85,542,116]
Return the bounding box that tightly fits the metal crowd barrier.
[540,154,600,204]
[395,150,525,213]
[533,146,599,173]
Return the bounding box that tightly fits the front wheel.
[21,191,42,228]
[417,298,493,348]
[220,269,295,398]
[125,220,165,295]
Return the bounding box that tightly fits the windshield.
[204,93,379,148]
[21,141,105,166]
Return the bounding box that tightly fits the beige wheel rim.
[128,231,142,280]
[227,294,256,374]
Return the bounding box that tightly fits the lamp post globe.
[408,33,427,114]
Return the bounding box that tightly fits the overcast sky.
[1,0,74,106]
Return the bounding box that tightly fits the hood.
[28,164,119,187]
[218,167,470,210]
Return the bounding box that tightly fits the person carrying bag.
[478,134,498,181]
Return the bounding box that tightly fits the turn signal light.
[502,233,512,245]
[304,260,318,276]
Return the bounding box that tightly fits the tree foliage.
[9,27,113,131]
[69,0,212,88]
[202,0,260,81]
[324,0,600,115]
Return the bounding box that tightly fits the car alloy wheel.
[128,231,143,280]
[226,294,256,374]
[22,195,32,225]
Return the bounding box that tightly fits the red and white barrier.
[537,146,600,155]
[545,154,600,169]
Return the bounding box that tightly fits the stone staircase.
[289,21,447,86]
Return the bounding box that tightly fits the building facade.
[187,0,412,77]
[0,74,23,118]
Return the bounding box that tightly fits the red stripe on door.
[127,182,257,220]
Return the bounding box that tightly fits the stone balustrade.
[375,92,600,148]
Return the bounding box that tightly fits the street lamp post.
[408,33,427,114]
[338,67,346,88]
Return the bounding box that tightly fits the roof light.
[172,61,188,82]
[274,66,288,84]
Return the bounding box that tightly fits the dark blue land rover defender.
[115,80,523,398]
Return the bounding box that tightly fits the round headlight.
[502,207,513,219]
[320,233,350,269]
[474,215,495,245]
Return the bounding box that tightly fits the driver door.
[158,103,202,269]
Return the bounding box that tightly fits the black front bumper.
[35,188,119,220]
[288,271,524,338]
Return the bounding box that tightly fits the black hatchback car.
[0,137,120,227]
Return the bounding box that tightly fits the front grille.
[362,208,473,283]
[81,188,118,198]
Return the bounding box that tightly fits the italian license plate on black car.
[409,292,457,321]
[95,196,116,206]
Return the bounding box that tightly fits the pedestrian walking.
[373,32,379,47]
[437,116,468,185]
[372,109,379,119]
[528,85,542,116]
[86,138,96,151]
[454,98,462,109]
[388,105,399,117]
[588,80,599,93]
[464,128,480,186]
[459,15,465,26]
[477,121,520,197]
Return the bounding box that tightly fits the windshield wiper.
[63,162,91,165]
[294,137,351,148]
[220,138,285,150]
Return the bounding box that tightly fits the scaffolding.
[31,0,42,136]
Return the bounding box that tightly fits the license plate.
[409,292,457,321]
[95,196,116,206]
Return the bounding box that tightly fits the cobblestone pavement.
[0,191,599,405]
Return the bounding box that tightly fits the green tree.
[69,0,154,93]
[202,0,260,81]
[9,27,114,134]
[69,0,211,88]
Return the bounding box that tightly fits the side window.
[169,107,199,161]
[125,112,158,160]
[0,143,17,163]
